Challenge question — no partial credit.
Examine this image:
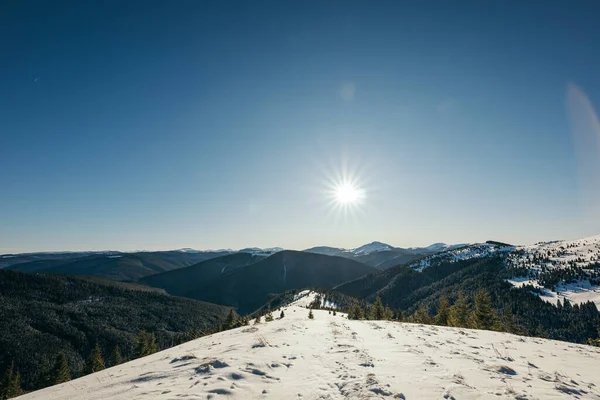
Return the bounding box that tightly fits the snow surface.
[18,296,600,400]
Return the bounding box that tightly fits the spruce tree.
[308,309,314,319]
[265,309,274,322]
[0,359,15,399]
[470,289,500,331]
[501,306,519,334]
[254,315,261,324]
[280,310,285,319]
[7,371,23,398]
[225,309,238,329]
[53,352,71,384]
[86,343,105,374]
[356,304,365,320]
[148,333,158,354]
[347,304,357,320]
[383,306,393,320]
[110,345,123,367]
[135,331,149,358]
[365,305,375,320]
[412,303,432,324]
[372,296,385,320]
[332,309,337,316]
[448,291,470,328]
[399,311,408,322]
[435,297,451,326]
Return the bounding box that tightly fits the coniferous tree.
[399,311,408,322]
[7,371,23,398]
[135,331,150,357]
[383,306,393,320]
[412,303,432,324]
[110,345,123,367]
[365,304,375,320]
[308,309,314,319]
[501,306,520,334]
[372,296,385,320]
[356,304,365,320]
[148,333,158,354]
[265,309,274,322]
[52,352,71,385]
[280,310,285,319]
[225,309,238,329]
[448,291,470,328]
[0,360,15,399]
[347,304,358,320]
[332,309,337,316]
[470,289,500,331]
[86,343,105,374]
[254,315,261,324]
[435,297,451,326]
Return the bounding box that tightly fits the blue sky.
[1,1,600,252]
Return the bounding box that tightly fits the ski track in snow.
[19,296,600,400]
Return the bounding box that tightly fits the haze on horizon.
[1,2,600,254]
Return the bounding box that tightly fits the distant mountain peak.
[351,241,394,255]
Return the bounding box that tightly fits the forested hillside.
[5,251,231,281]
[0,270,231,394]
[335,257,600,344]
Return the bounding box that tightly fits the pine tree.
[399,311,408,322]
[435,297,451,326]
[148,333,157,354]
[347,304,358,320]
[356,304,365,320]
[265,309,274,322]
[135,331,150,358]
[383,306,393,320]
[86,343,105,374]
[372,296,385,320]
[501,306,519,334]
[110,345,123,367]
[412,303,432,324]
[254,315,261,324]
[53,352,71,384]
[280,310,285,319]
[7,371,23,398]
[448,291,470,328]
[0,359,15,399]
[470,289,500,331]
[365,304,375,320]
[308,309,314,319]
[225,309,238,329]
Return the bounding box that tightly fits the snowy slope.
[410,243,515,271]
[19,297,600,400]
[350,242,393,255]
[408,235,600,307]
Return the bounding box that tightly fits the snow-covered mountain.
[304,241,469,270]
[409,235,600,307]
[350,241,393,255]
[19,292,600,400]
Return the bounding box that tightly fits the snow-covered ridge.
[409,235,600,307]
[410,242,515,271]
[19,301,600,400]
[350,241,393,255]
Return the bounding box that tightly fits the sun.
[334,182,361,204]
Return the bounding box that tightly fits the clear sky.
[2,1,600,253]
